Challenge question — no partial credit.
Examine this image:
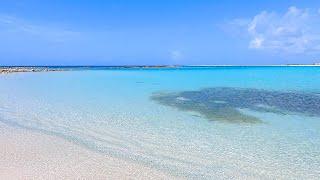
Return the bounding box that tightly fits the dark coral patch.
[151,87,320,123]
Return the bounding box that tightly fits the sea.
[0,66,319,179]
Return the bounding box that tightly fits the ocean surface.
[0,66,320,179]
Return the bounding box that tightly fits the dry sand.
[0,123,172,179]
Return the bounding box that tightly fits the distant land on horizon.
[1,64,320,74]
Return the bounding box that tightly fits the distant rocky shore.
[0,66,181,74]
[0,67,65,74]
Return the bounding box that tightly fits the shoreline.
[0,122,172,179]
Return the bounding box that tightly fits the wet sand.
[0,123,172,179]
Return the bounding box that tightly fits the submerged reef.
[151,87,320,123]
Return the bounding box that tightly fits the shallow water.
[0,67,320,179]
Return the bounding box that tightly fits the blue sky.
[0,0,320,65]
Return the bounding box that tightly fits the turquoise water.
[0,67,320,179]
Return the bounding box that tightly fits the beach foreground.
[0,123,171,179]
[0,67,319,179]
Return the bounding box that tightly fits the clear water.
[0,67,320,179]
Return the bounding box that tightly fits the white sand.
[0,123,172,179]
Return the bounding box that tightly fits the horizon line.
[1,64,320,67]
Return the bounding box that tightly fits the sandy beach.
[0,122,172,179]
[1,67,320,179]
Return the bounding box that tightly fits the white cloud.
[170,50,183,61]
[249,37,264,48]
[0,14,79,42]
[234,6,320,54]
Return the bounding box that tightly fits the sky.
[0,0,320,65]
